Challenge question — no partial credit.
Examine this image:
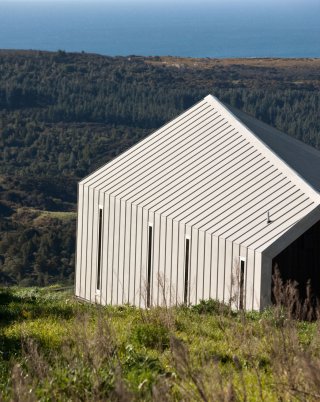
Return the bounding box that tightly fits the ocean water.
[0,1,319,58]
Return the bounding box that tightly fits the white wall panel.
[197,230,205,301]
[90,190,99,303]
[170,220,179,305]
[203,232,212,300]
[231,243,240,309]
[240,245,248,309]
[128,204,138,305]
[111,198,121,304]
[106,196,115,304]
[75,184,83,297]
[217,237,226,301]
[117,200,126,304]
[134,206,143,306]
[122,202,131,304]
[210,235,219,299]
[75,185,83,297]
[190,227,198,304]
[100,193,109,305]
[153,213,161,305]
[85,188,94,301]
[224,239,233,304]
[96,192,104,305]
[176,222,186,305]
[148,211,155,306]
[165,218,173,304]
[158,215,167,306]
[76,186,282,311]
[80,186,89,299]
[246,248,255,310]
[253,252,262,310]
[140,208,149,307]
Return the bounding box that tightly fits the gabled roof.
[229,105,320,193]
[81,94,320,252]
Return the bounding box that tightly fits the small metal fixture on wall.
[267,211,272,224]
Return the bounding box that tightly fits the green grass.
[34,210,77,221]
[0,287,319,401]
[13,207,76,223]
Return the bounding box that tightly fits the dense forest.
[0,50,319,285]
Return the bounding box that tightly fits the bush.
[131,322,170,350]
[191,298,232,315]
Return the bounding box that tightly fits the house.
[75,95,320,310]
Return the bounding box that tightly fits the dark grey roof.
[228,105,320,193]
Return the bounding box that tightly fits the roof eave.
[255,204,320,258]
[205,94,320,204]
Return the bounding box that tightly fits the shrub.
[131,322,170,350]
[191,298,232,315]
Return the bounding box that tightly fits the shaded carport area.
[272,220,320,304]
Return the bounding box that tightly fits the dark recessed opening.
[184,238,190,304]
[97,208,103,292]
[272,220,320,304]
[239,259,245,310]
[147,225,153,307]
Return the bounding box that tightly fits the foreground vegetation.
[0,51,319,286]
[1,287,320,401]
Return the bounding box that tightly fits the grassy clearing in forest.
[0,287,320,401]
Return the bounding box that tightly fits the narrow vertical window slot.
[184,238,190,304]
[147,225,153,307]
[239,258,245,310]
[97,207,103,292]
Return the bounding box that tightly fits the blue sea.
[0,0,319,58]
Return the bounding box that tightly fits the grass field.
[0,287,320,401]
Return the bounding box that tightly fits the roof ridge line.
[205,94,320,204]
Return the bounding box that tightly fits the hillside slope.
[0,287,319,401]
[0,51,319,285]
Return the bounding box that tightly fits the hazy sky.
[0,0,317,8]
[0,0,315,3]
[1,0,317,11]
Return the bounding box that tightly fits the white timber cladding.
[75,94,320,310]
